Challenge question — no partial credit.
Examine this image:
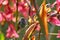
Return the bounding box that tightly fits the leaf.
[22,23,37,40]
[39,0,49,40]
[0,32,5,40]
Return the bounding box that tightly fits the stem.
[36,14,43,40]
[15,0,18,40]
[31,0,42,40]
[0,25,1,31]
[35,33,58,36]
[9,38,15,40]
[16,0,18,31]
[38,31,41,40]
[49,33,58,35]
[49,25,55,40]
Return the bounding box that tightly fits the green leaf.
[0,32,5,40]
